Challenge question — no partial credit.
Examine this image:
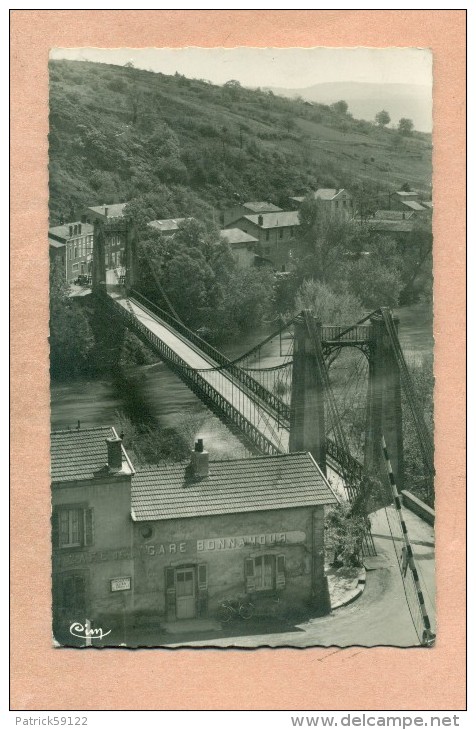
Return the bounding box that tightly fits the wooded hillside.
[49,60,432,224]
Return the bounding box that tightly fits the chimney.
[258,214,264,226]
[69,225,73,237]
[190,439,209,478]
[104,205,109,218]
[106,436,123,471]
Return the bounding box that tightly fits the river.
[50,301,433,461]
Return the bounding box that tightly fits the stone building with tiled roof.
[147,217,193,235]
[226,211,300,271]
[290,188,355,223]
[50,427,337,642]
[221,200,283,227]
[49,221,94,284]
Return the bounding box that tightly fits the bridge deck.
[108,289,289,454]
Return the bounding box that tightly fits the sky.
[50,46,432,90]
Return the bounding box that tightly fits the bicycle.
[217,597,254,623]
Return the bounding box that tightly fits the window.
[53,507,93,549]
[266,230,270,241]
[335,201,339,208]
[290,227,295,238]
[279,228,283,239]
[72,263,79,271]
[244,554,286,592]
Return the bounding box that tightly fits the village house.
[51,428,337,643]
[367,216,416,245]
[82,203,128,270]
[148,217,194,236]
[219,228,259,268]
[49,221,94,284]
[51,426,135,644]
[388,191,432,218]
[227,211,300,271]
[221,201,283,228]
[290,188,354,222]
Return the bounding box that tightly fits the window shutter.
[244,557,255,593]
[197,564,208,618]
[52,510,59,548]
[84,509,94,546]
[276,554,286,590]
[197,564,208,591]
[165,567,175,591]
[165,567,176,620]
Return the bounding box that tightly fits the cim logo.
[69,620,111,642]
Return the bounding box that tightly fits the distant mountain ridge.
[263,82,432,133]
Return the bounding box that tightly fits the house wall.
[52,475,134,637]
[131,505,327,622]
[230,219,297,271]
[231,244,257,268]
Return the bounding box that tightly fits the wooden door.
[175,568,196,619]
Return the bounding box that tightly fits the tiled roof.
[374,210,414,220]
[48,223,94,241]
[49,237,66,249]
[314,188,344,201]
[87,203,128,218]
[220,228,259,245]
[243,211,300,229]
[148,217,192,233]
[131,452,337,521]
[291,189,346,204]
[51,427,133,483]
[243,202,283,213]
[401,200,426,212]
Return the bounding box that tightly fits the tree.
[295,279,364,324]
[325,475,382,567]
[375,109,391,127]
[49,258,94,379]
[398,117,414,136]
[330,100,349,115]
[295,200,364,284]
[223,79,241,101]
[325,502,370,568]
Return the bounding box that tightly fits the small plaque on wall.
[110,576,131,592]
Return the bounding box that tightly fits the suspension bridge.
[91,219,435,644]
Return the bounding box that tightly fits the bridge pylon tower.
[289,311,327,476]
[365,310,404,492]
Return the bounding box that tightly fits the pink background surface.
[10,10,466,710]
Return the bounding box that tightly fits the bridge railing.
[105,293,284,456]
[321,325,371,343]
[130,289,291,422]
